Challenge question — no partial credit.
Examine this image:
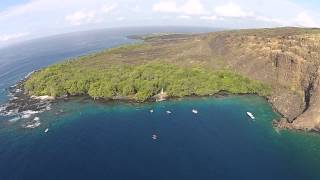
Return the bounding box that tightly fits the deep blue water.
[0,27,320,180]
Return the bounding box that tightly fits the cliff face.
[202,28,320,131]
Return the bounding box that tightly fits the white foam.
[0,106,5,112]
[24,117,41,128]
[15,89,22,93]
[8,116,21,122]
[25,71,35,79]
[21,114,31,119]
[20,110,40,119]
[25,122,41,128]
[31,95,54,100]
[46,105,52,111]
[22,110,39,115]
[7,109,17,116]
[10,97,18,100]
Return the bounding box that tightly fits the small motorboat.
[166,110,172,114]
[150,109,154,113]
[192,109,198,114]
[44,128,49,133]
[246,112,255,119]
[152,134,157,140]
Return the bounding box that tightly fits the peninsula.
[23,27,320,132]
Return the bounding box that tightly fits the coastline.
[0,75,282,124]
[3,28,320,133]
[1,73,316,134]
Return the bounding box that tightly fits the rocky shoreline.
[0,74,54,128]
[273,117,320,133]
[0,75,282,129]
[2,76,315,133]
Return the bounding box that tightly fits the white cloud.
[0,0,319,43]
[152,0,208,15]
[65,11,97,26]
[144,17,153,20]
[152,1,179,13]
[214,2,253,18]
[0,32,29,42]
[295,12,318,27]
[254,12,319,28]
[200,15,218,21]
[130,5,142,13]
[161,16,170,19]
[116,17,125,21]
[181,0,208,15]
[101,3,118,13]
[64,2,117,26]
[255,16,286,25]
[177,15,191,19]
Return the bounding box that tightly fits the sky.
[0,0,320,46]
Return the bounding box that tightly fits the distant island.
[11,27,320,132]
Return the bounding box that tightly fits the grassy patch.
[105,42,146,54]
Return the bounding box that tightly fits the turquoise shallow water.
[1,27,320,180]
[1,96,320,179]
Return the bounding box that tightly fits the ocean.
[0,27,320,180]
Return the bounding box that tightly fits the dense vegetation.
[25,62,271,101]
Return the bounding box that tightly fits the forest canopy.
[24,61,271,101]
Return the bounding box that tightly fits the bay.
[0,27,319,180]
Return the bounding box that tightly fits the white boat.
[150,109,154,113]
[44,128,49,133]
[192,109,198,114]
[246,112,255,119]
[166,110,171,114]
[156,88,167,102]
[152,134,157,140]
